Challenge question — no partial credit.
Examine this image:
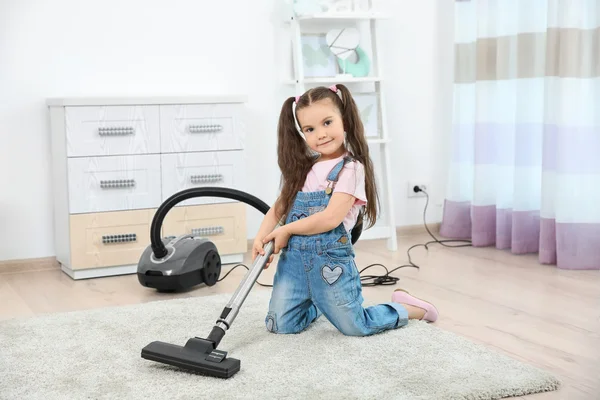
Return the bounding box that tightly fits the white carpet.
[1,290,560,400]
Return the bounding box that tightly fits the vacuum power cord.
[218,188,472,288]
[217,264,273,288]
[407,187,473,261]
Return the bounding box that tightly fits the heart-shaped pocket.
[321,265,343,285]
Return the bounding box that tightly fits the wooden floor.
[1,233,599,399]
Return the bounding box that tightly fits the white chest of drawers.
[47,96,249,280]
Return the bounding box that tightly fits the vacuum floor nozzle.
[138,188,288,378]
[141,338,240,379]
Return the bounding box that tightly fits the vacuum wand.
[208,240,275,347]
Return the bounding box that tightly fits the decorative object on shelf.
[364,0,388,13]
[292,0,349,15]
[337,46,370,77]
[326,27,360,60]
[327,0,353,12]
[325,27,371,77]
[290,0,386,16]
[301,34,338,77]
[353,0,371,12]
[352,93,379,137]
[292,0,322,15]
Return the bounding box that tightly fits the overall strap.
[325,155,355,195]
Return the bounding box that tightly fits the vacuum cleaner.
[138,186,363,379]
[137,234,222,292]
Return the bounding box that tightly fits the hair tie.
[329,84,343,101]
[291,97,304,138]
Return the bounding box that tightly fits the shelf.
[366,137,390,144]
[292,12,389,21]
[286,77,382,85]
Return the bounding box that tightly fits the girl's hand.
[262,226,292,255]
[252,238,274,268]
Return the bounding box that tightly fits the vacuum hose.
[150,187,271,259]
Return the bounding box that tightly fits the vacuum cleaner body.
[137,235,222,292]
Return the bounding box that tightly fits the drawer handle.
[190,174,223,184]
[98,126,135,136]
[100,179,136,189]
[102,233,137,244]
[188,124,223,133]
[191,226,224,236]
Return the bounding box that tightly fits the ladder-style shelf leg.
[371,16,397,252]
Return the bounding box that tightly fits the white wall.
[381,1,455,229]
[0,0,454,261]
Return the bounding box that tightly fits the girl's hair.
[275,84,380,229]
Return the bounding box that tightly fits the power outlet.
[407,182,428,198]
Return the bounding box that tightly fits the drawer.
[69,209,155,270]
[162,203,247,255]
[67,155,162,214]
[160,151,245,207]
[159,103,245,153]
[65,105,160,157]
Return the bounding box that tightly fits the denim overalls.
[265,156,409,336]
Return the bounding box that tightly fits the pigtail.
[276,96,316,222]
[336,84,364,144]
[334,84,380,229]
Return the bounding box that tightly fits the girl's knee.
[336,320,391,337]
[265,311,307,334]
[330,309,369,336]
[325,303,396,337]
[337,323,367,337]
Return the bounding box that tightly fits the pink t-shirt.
[301,154,367,232]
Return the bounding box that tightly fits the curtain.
[440,0,600,270]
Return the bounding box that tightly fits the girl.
[252,84,438,336]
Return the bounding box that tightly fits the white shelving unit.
[284,2,397,251]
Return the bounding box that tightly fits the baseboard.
[0,254,245,277]
[358,226,391,240]
[60,253,245,280]
[396,223,441,237]
[0,256,59,275]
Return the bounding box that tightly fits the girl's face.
[296,98,346,160]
